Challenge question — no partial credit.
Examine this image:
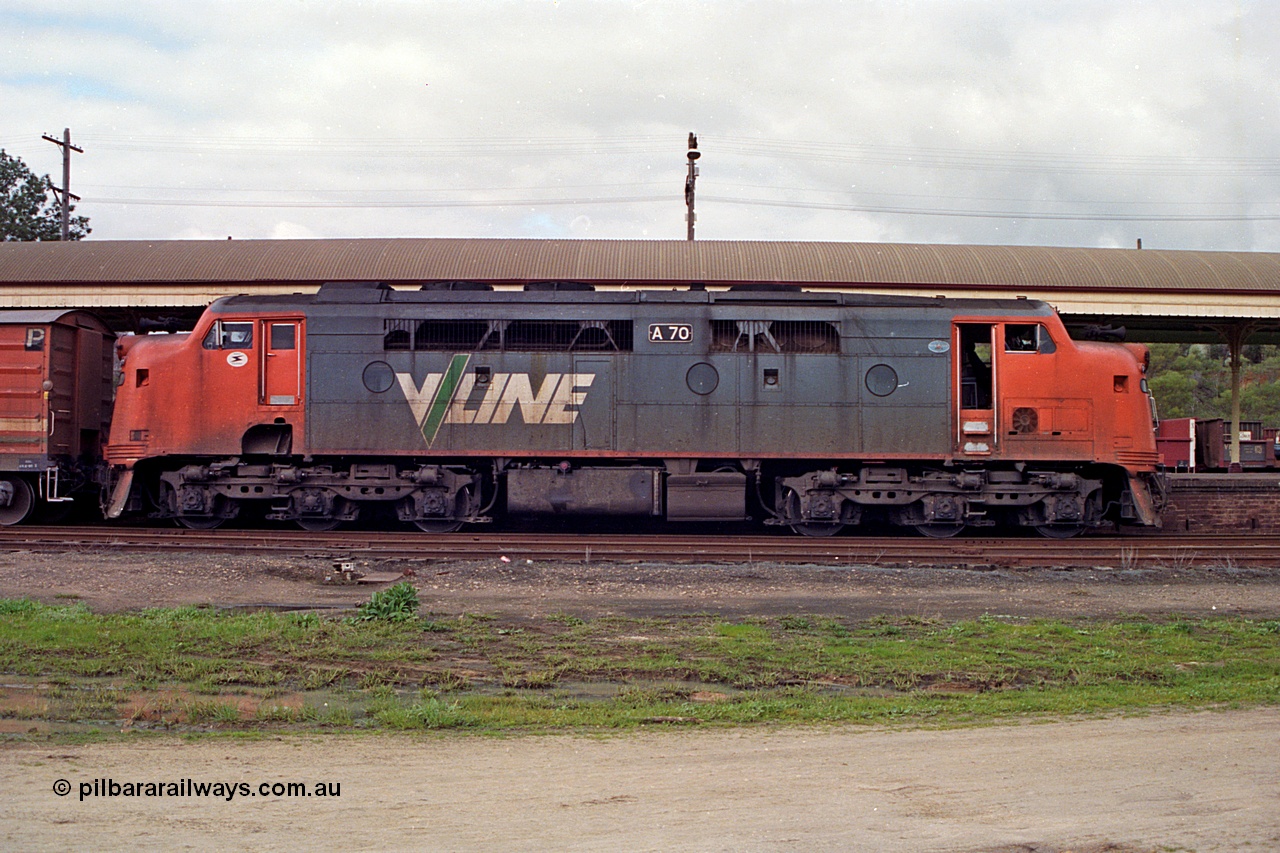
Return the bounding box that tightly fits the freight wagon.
[0,310,114,525]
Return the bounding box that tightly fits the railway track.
[0,526,1276,568]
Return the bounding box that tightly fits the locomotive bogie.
[773,464,1108,537]
[150,460,487,530]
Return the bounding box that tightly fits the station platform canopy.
[1,237,1279,342]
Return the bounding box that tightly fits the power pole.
[684,132,700,241]
[42,128,83,241]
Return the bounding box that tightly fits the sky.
[2,0,1278,251]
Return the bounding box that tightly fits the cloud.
[0,0,1276,250]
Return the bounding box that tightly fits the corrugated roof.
[1,238,1279,293]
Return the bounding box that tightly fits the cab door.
[261,320,302,406]
[955,323,996,457]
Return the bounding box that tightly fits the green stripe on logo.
[421,354,470,446]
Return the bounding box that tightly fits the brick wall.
[1160,473,1280,533]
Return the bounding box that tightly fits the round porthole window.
[686,362,719,395]
[362,361,395,393]
[865,364,898,397]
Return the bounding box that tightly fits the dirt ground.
[2,546,1280,622]
[1,710,1276,852]
[1,546,1278,851]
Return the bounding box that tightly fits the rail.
[0,527,1275,569]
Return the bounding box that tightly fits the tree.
[0,149,90,241]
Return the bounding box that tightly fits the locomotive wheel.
[1034,523,1086,539]
[915,523,965,539]
[791,520,845,537]
[411,486,472,534]
[783,490,845,537]
[0,477,34,526]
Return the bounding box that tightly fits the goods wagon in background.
[1157,417,1278,471]
[103,281,1164,538]
[0,310,114,525]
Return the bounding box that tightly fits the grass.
[0,597,1277,735]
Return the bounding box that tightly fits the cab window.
[270,323,296,350]
[1004,324,1055,354]
[202,321,254,350]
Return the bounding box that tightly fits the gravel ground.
[2,546,1278,621]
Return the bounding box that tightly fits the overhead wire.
[704,196,1280,223]
[12,130,1274,223]
[90,195,671,209]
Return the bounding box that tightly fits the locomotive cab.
[105,302,307,525]
[941,314,1160,534]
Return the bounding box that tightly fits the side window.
[222,322,253,349]
[1005,324,1037,352]
[201,321,255,350]
[270,323,296,350]
[1005,324,1056,354]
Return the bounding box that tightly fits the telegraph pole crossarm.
[42,128,83,241]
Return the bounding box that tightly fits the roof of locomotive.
[205,281,1058,319]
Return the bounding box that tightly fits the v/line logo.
[397,355,596,446]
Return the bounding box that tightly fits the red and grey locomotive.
[102,281,1163,537]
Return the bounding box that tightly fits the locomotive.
[101,281,1164,537]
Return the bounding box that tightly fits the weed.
[1208,556,1238,573]
[377,697,467,730]
[814,617,851,638]
[0,599,43,615]
[502,668,561,689]
[237,664,284,687]
[185,700,242,724]
[352,582,419,622]
[1158,549,1199,571]
[359,671,399,691]
[65,687,121,721]
[714,623,769,640]
[315,704,354,726]
[423,669,470,692]
[301,667,348,690]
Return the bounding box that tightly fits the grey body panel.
[218,286,1055,460]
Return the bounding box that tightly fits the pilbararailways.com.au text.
[56,778,341,802]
